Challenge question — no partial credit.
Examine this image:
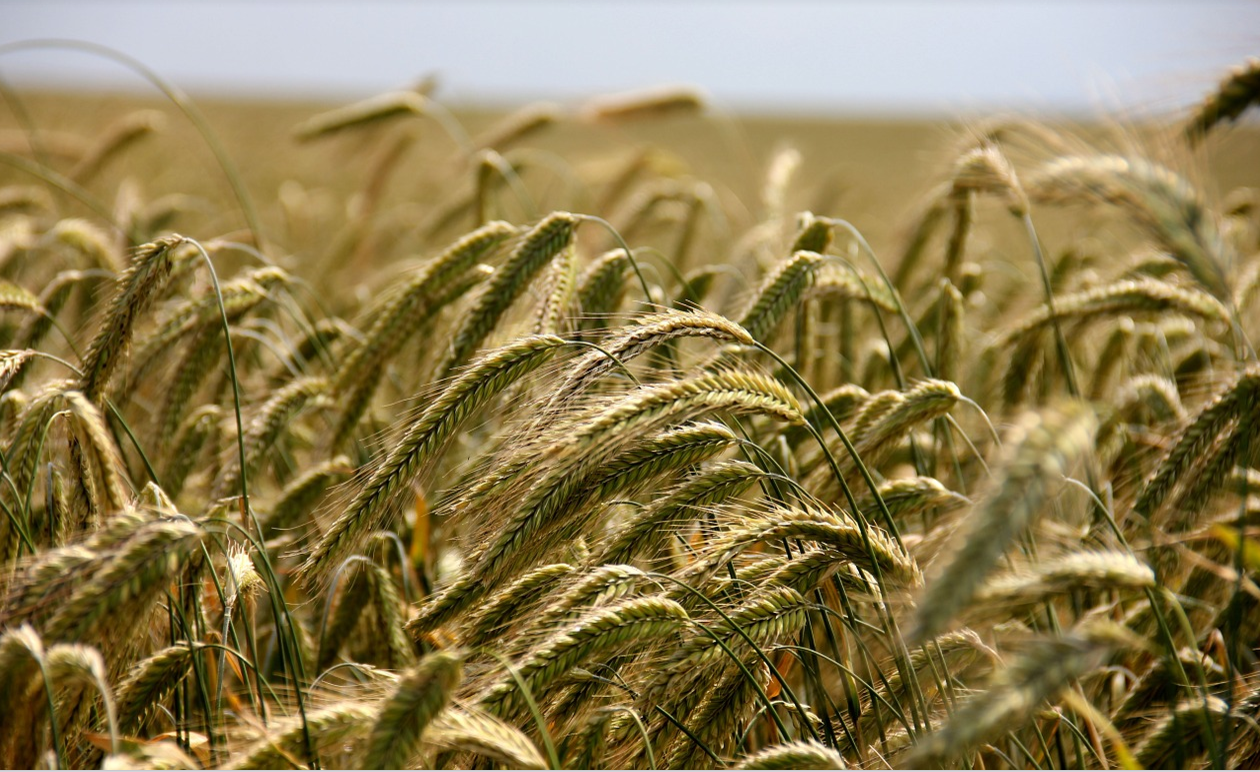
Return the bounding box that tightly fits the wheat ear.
[736,740,847,769]
[78,237,178,404]
[909,403,1097,643]
[1186,56,1260,144]
[436,212,578,379]
[302,334,567,587]
[901,625,1125,768]
[364,650,464,769]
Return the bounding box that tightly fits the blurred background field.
[5,87,1259,279]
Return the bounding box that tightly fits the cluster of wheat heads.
[0,58,1258,770]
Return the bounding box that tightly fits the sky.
[1,1,1257,117]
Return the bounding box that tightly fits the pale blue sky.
[2,1,1256,116]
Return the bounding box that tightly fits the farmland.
[1,60,1259,769]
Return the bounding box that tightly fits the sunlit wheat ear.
[364,649,463,770]
[855,475,969,522]
[230,702,376,769]
[735,740,847,770]
[784,383,870,445]
[407,370,802,637]
[849,388,905,440]
[1186,56,1260,144]
[1027,155,1232,301]
[474,101,561,151]
[998,278,1228,407]
[579,84,707,123]
[69,109,163,184]
[436,211,579,380]
[113,642,197,735]
[213,375,328,500]
[556,308,755,401]
[478,596,689,721]
[909,403,1097,644]
[302,334,567,588]
[1135,366,1260,520]
[0,350,34,396]
[77,237,178,405]
[334,220,516,395]
[900,624,1126,769]
[425,708,548,770]
[293,91,426,141]
[688,503,919,589]
[533,244,578,335]
[973,549,1154,609]
[757,146,799,224]
[742,546,857,595]
[136,477,177,515]
[950,143,1029,216]
[854,379,961,463]
[63,390,128,526]
[870,627,996,714]
[1016,278,1229,345]
[738,250,824,343]
[463,563,576,649]
[0,289,45,340]
[48,218,123,272]
[595,459,766,566]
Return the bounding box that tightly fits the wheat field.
[0,56,1259,770]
